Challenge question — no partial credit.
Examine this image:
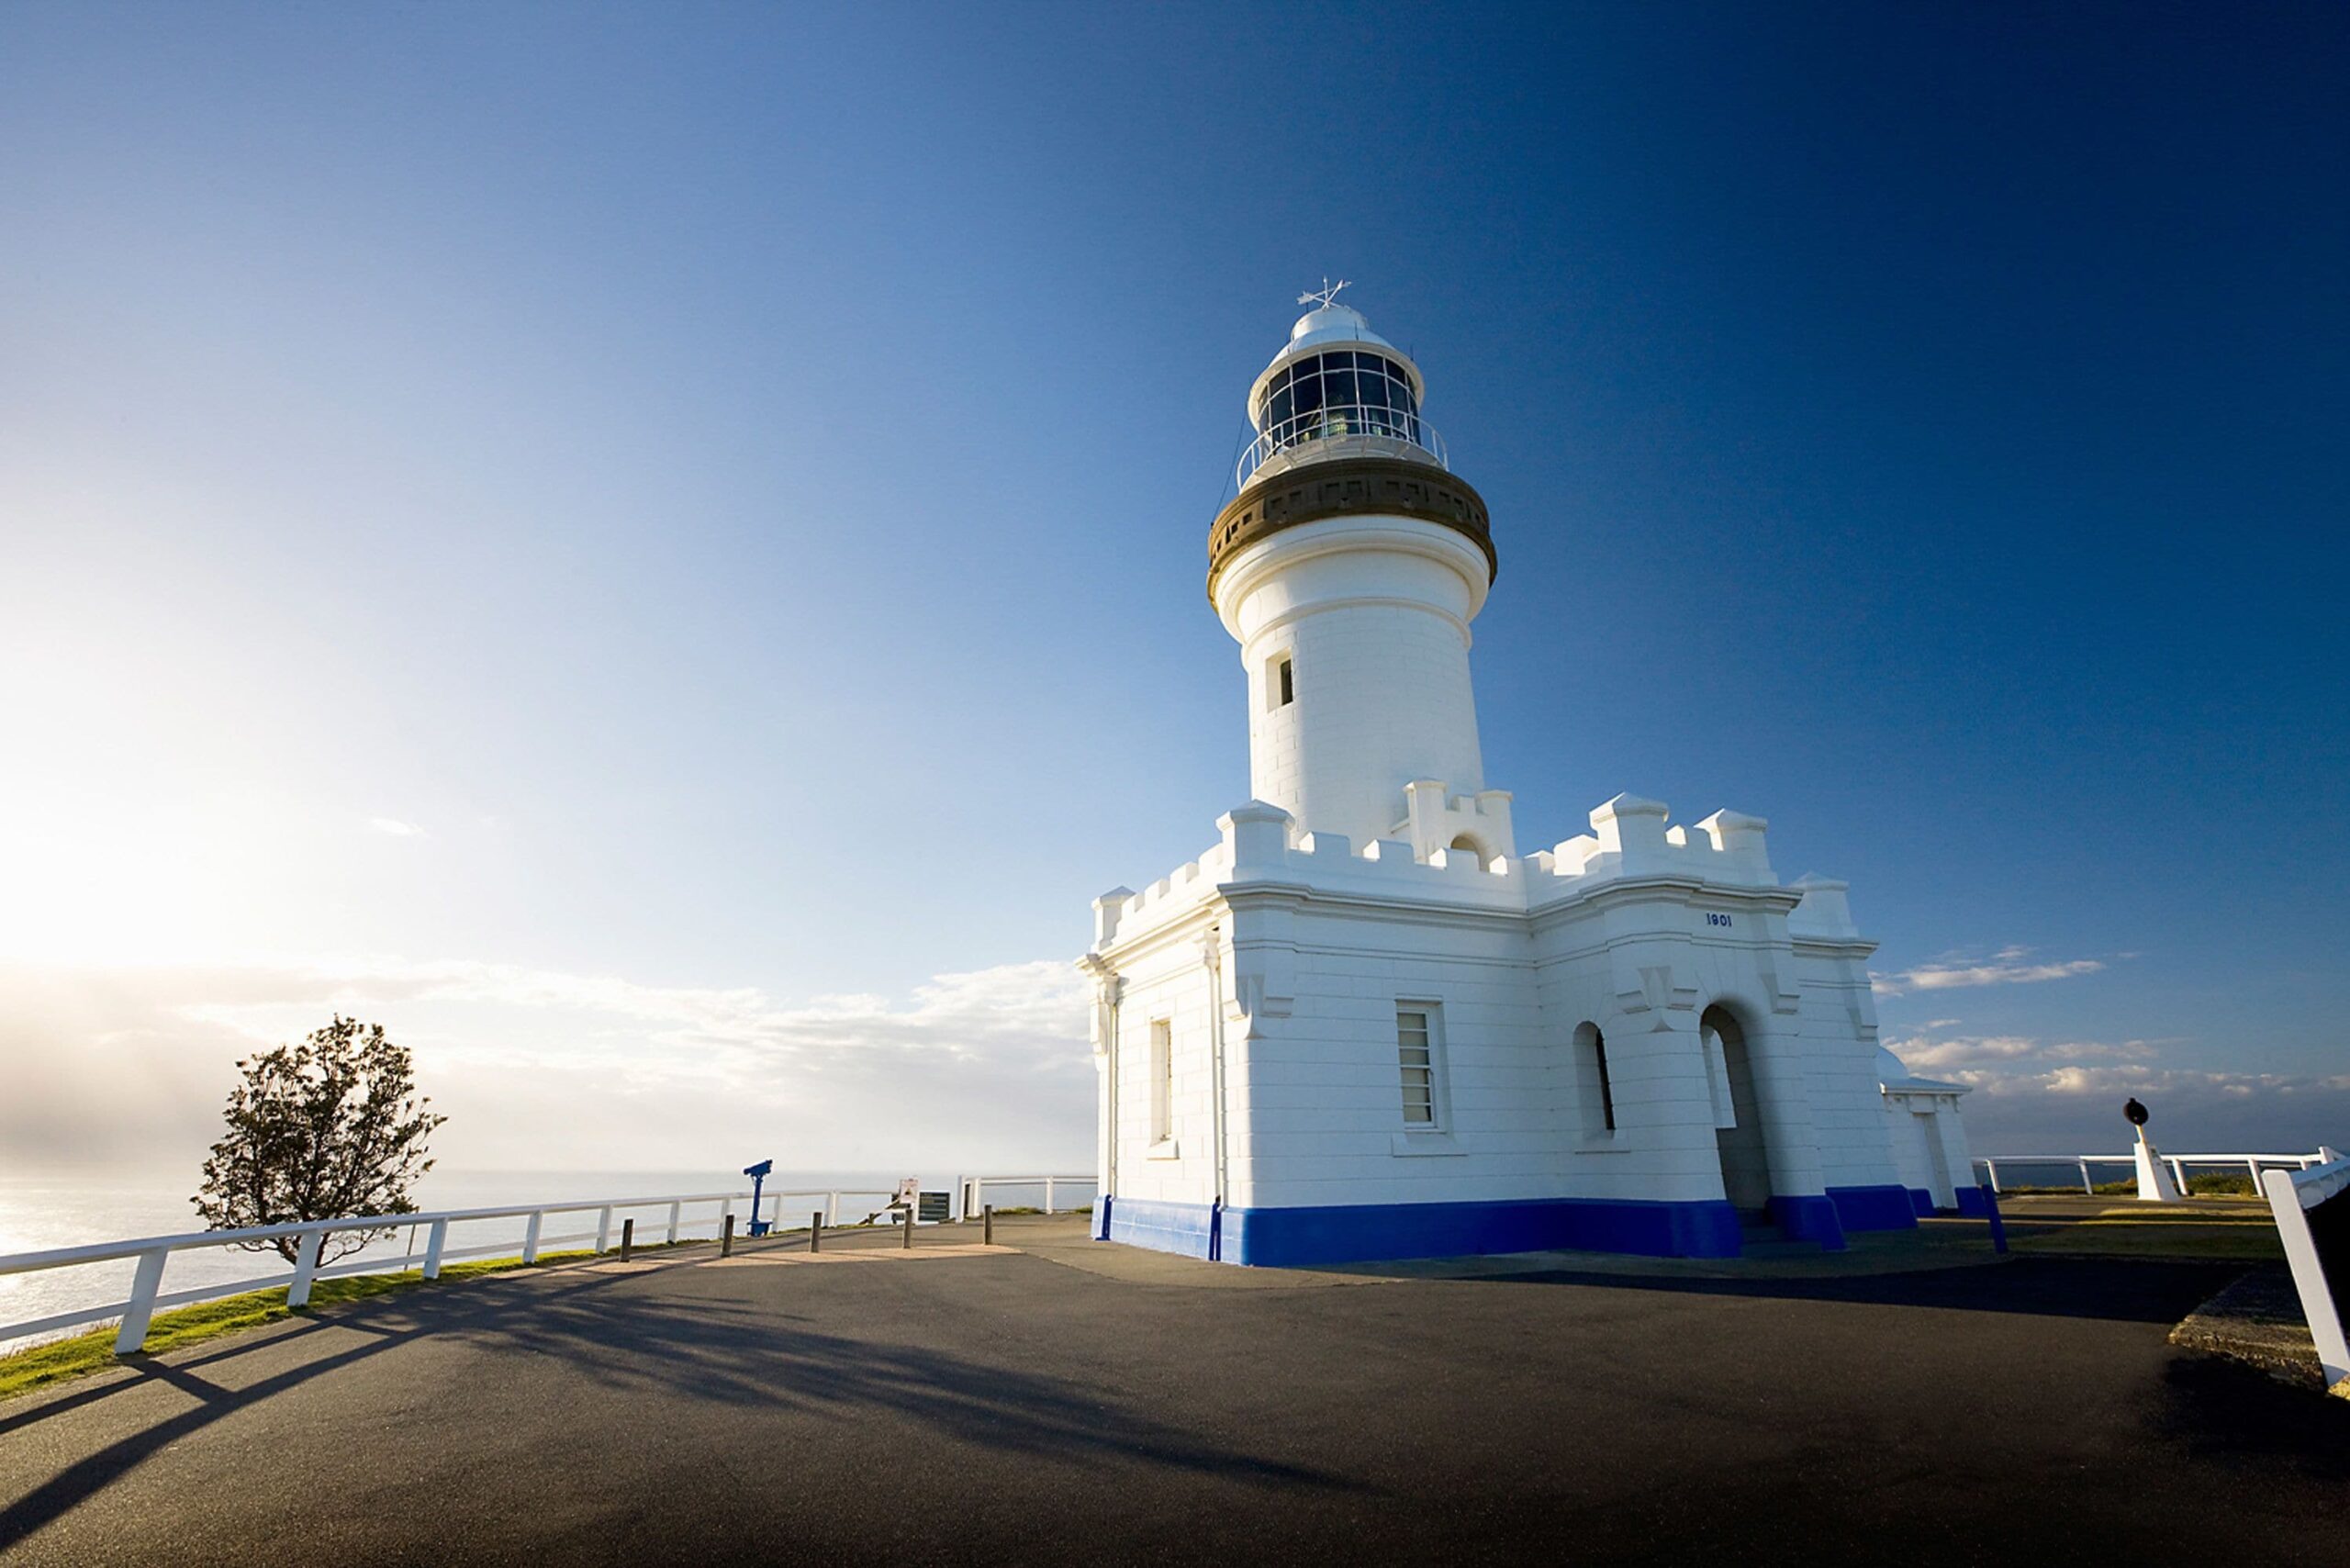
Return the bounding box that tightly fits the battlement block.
[1092,886,1136,946]
[1788,874,1859,939]
[1220,801,1295,876]
[1591,794,1671,871]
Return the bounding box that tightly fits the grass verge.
[0,1246,632,1403]
[2009,1220,2284,1262]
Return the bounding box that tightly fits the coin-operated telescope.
[743,1159,774,1236]
[2121,1101,2179,1204]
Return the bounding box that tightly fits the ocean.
[0,1168,1087,1353]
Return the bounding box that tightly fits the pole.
[722,1213,736,1258]
[620,1217,634,1263]
[902,1207,914,1249]
[983,1204,994,1246]
[810,1211,822,1253]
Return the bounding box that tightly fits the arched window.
[1574,1022,1615,1137]
[1449,834,1490,870]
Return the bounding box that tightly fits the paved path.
[2,1217,2344,1565]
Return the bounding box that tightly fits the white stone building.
[1081,297,1975,1265]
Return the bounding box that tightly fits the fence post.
[810,1212,822,1253]
[114,1248,170,1355]
[666,1201,681,1245]
[1046,1178,1057,1214]
[523,1211,543,1264]
[2169,1157,2186,1193]
[288,1229,325,1308]
[2078,1159,2093,1195]
[2263,1167,2348,1389]
[828,1191,841,1226]
[983,1204,994,1246]
[722,1213,736,1258]
[621,1217,634,1263]
[423,1218,449,1280]
[595,1206,613,1255]
[1984,1159,2000,1195]
[2248,1158,2264,1188]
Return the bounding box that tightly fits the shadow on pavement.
[0,1256,1364,1552]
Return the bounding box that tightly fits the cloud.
[0,953,1097,1182]
[1887,1033,2157,1072]
[1879,1021,2348,1153]
[1872,947,2106,997]
[366,818,426,837]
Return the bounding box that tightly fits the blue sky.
[1,3,2344,1176]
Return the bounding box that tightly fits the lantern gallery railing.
[1974,1150,2333,1195]
[0,1175,1095,1358]
[1237,403,1449,487]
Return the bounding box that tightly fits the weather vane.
[1297,277,1352,310]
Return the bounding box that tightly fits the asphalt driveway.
[2,1217,2344,1565]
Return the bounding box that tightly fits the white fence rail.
[2262,1149,2350,1391]
[1974,1150,2331,1196]
[0,1175,1091,1358]
[958,1175,1095,1219]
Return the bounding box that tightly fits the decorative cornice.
[1208,455,1494,600]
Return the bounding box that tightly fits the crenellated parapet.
[1397,778,1516,866]
[1090,791,1873,958]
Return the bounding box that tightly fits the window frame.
[1574,1022,1617,1143]
[1395,1002,1448,1133]
[1148,1017,1175,1148]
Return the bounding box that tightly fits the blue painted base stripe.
[1953,1186,1995,1218]
[1766,1193,1848,1250]
[1827,1183,1920,1231]
[1103,1196,1214,1260]
[1907,1187,1936,1217]
[1195,1195,1744,1267]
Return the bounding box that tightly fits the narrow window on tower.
[1265,653,1295,711]
[1397,1006,1441,1128]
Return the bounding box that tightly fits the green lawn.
[0,1249,608,1403]
[2006,1213,2284,1262]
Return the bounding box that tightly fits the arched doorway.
[1703,1005,1774,1214]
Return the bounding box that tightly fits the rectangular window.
[1149,1018,1173,1144]
[1278,656,1294,707]
[1397,1007,1438,1126]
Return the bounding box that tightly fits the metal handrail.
[1236,402,1448,487]
[1973,1149,2330,1196]
[958,1174,1095,1218]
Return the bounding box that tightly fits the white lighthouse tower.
[1210,288,1512,864]
[1081,292,1975,1266]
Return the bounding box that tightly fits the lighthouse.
[1081,291,1975,1267]
[1209,290,1512,863]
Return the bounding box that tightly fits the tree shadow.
[0,1259,1364,1552]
